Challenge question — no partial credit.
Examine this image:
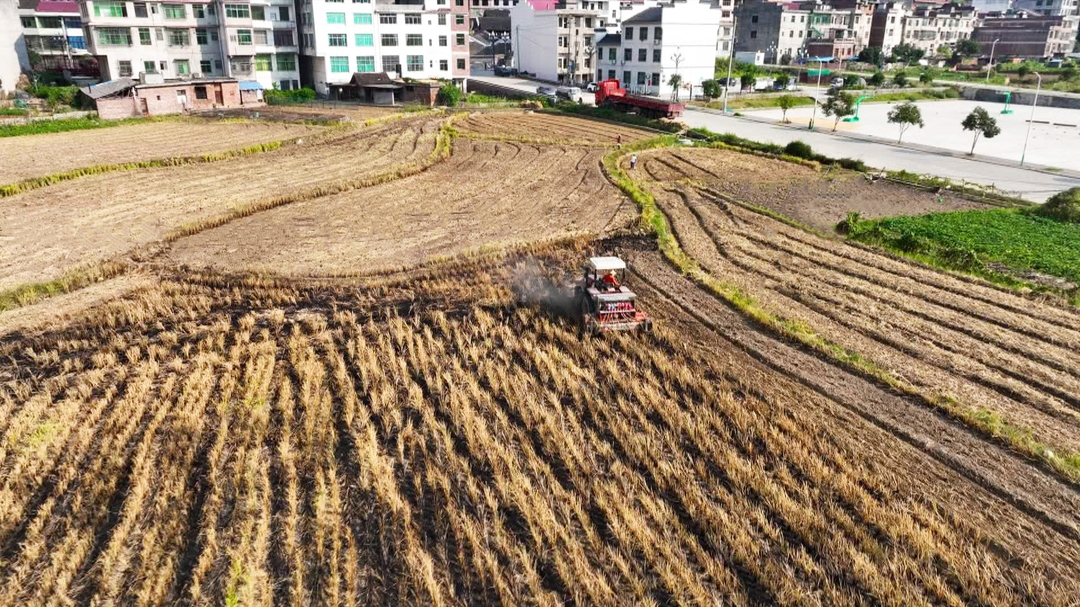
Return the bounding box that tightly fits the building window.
[750,31,757,38]
[637,71,646,85]
[139,27,151,45]
[68,36,87,49]
[654,26,662,41]
[638,49,646,61]
[277,6,288,19]
[354,13,372,24]
[163,3,185,18]
[357,55,375,72]
[236,29,253,45]
[254,29,269,44]
[96,27,131,45]
[224,4,250,18]
[330,56,350,72]
[407,34,423,46]
[437,35,446,46]
[194,85,208,100]
[175,59,190,74]
[625,27,633,39]
[250,5,264,19]
[407,55,423,71]
[380,13,397,24]
[277,54,296,71]
[118,60,133,77]
[355,33,373,46]
[160,61,167,71]
[196,28,208,45]
[20,17,34,28]
[131,2,148,17]
[652,49,660,62]
[200,59,212,73]
[751,14,758,23]
[354,0,371,3]
[453,33,463,45]
[456,0,463,5]
[652,72,660,86]
[457,58,465,70]
[193,4,205,18]
[144,60,156,73]
[405,14,421,24]
[455,14,465,25]
[438,14,446,25]
[94,1,127,17]
[623,48,631,61]
[622,70,630,83]
[273,30,293,46]
[439,59,448,70]
[254,54,272,71]
[39,16,62,28]
[383,55,400,72]
[381,34,397,46]
[329,33,347,46]
[327,12,345,24]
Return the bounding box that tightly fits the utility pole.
[986,38,999,83]
[809,57,824,130]
[516,25,520,71]
[1020,72,1041,166]
[670,48,682,101]
[722,15,736,114]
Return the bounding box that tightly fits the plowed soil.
[637,147,994,231]
[167,139,634,274]
[457,110,654,144]
[0,115,442,291]
[0,119,321,185]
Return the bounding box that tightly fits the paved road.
[468,75,1078,201]
[681,109,1079,202]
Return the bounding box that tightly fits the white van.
[556,86,583,103]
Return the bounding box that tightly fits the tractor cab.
[575,257,653,334]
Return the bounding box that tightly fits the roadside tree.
[857,46,884,66]
[701,79,721,99]
[961,106,1001,155]
[957,39,981,57]
[821,89,855,131]
[668,74,683,101]
[894,71,909,87]
[777,95,797,123]
[887,102,924,143]
[891,44,925,64]
[870,71,885,86]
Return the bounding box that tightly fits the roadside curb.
[687,107,1080,182]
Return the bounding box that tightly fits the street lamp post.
[986,38,999,83]
[1020,71,1041,167]
[722,16,737,114]
[808,58,825,130]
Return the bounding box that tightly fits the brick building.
[973,11,1078,57]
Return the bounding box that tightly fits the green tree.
[887,101,924,143]
[436,83,462,106]
[957,38,981,57]
[870,70,885,86]
[821,89,856,131]
[893,70,909,87]
[701,79,721,99]
[1062,65,1078,81]
[774,74,789,90]
[857,46,884,66]
[919,67,936,84]
[961,106,1001,155]
[715,56,732,79]
[936,45,953,59]
[777,95,797,123]
[668,73,683,102]
[891,43,925,64]
[738,63,760,90]
[1017,64,1030,78]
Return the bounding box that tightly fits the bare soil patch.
[168,139,634,275]
[638,147,994,232]
[0,119,321,185]
[458,110,654,144]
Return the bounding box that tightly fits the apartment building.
[470,0,516,9]
[18,0,93,72]
[593,1,721,97]
[732,0,812,64]
[973,11,1078,57]
[1,0,32,93]
[1013,0,1078,17]
[868,0,907,55]
[80,0,301,89]
[899,2,976,54]
[807,0,874,56]
[298,0,470,97]
[510,0,598,83]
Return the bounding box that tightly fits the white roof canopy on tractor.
[589,257,627,272]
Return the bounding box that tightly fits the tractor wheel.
[579,296,593,334]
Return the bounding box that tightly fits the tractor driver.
[602,270,620,291]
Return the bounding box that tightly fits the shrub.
[870,71,885,87]
[1037,187,1080,223]
[264,87,316,105]
[783,140,814,159]
[836,211,862,235]
[893,71,909,87]
[436,83,462,106]
[29,85,79,109]
[835,157,866,171]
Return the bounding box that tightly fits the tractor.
[574,257,653,334]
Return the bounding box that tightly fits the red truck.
[593,79,685,119]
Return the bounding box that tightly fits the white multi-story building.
[1,0,32,93]
[1013,0,1078,17]
[900,3,976,54]
[594,0,721,97]
[79,0,301,89]
[510,0,600,83]
[299,0,470,96]
[18,0,92,72]
[470,0,516,9]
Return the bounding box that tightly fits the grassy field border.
[602,138,1080,483]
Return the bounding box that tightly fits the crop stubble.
[456,111,653,144]
[0,119,322,185]
[0,243,1077,605]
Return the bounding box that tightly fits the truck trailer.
[593,79,685,119]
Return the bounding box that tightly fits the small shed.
[330,72,403,104]
[79,78,138,119]
[238,80,264,105]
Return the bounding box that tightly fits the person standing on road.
[630,154,638,169]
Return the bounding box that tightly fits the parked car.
[493,65,510,76]
[829,77,845,89]
[556,86,583,103]
[585,82,598,92]
[536,85,559,103]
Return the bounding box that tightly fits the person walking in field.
[630,154,638,170]
[616,134,622,146]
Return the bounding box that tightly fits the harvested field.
[0,114,443,292]
[167,139,633,274]
[637,147,993,231]
[456,110,653,144]
[1,242,1079,605]
[630,146,1080,458]
[0,119,321,185]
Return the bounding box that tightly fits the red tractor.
[593,79,685,119]
[574,257,653,334]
